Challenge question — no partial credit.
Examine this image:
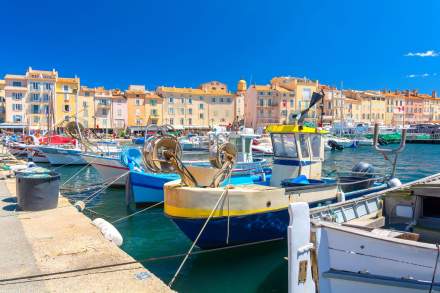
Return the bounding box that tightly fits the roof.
[266,124,328,134]
[57,77,79,84]
[157,86,233,96]
[4,74,26,80]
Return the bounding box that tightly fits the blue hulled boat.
[159,124,403,249]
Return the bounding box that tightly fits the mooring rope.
[111,201,164,225]
[0,237,284,286]
[429,244,440,293]
[168,174,232,288]
[82,171,129,204]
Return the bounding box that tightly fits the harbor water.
[54,144,440,293]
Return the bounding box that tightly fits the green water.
[54,144,440,292]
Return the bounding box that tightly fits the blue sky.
[1,0,439,93]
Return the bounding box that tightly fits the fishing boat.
[179,135,209,151]
[126,131,270,205]
[287,172,440,293]
[38,141,120,165]
[153,122,404,249]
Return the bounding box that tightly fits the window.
[188,118,192,125]
[150,99,157,106]
[31,93,39,101]
[302,88,312,101]
[298,134,310,158]
[64,105,70,112]
[180,118,184,125]
[12,93,23,100]
[259,99,264,106]
[290,99,294,107]
[32,105,39,114]
[64,94,68,101]
[45,83,51,90]
[212,98,216,103]
[169,97,174,103]
[42,94,49,101]
[85,92,90,97]
[64,116,70,122]
[63,85,69,92]
[227,98,231,103]
[188,98,192,104]
[199,104,204,110]
[135,99,141,106]
[13,115,22,123]
[32,116,39,123]
[199,113,204,119]
[136,119,142,126]
[220,98,224,103]
[310,135,321,158]
[169,118,174,125]
[199,96,204,101]
[12,104,22,111]
[188,108,193,115]
[272,133,297,158]
[168,107,174,115]
[32,82,39,90]
[12,81,21,87]
[83,101,88,108]
[151,109,157,116]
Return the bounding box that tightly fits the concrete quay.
[0,177,172,292]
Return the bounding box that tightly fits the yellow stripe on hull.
[164,203,287,219]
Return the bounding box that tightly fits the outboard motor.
[339,162,375,193]
[327,140,343,151]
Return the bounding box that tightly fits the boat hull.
[38,147,86,165]
[129,172,179,204]
[27,149,49,163]
[82,154,128,186]
[172,208,289,249]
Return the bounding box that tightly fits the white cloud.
[405,50,439,57]
[406,73,436,78]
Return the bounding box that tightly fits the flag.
[298,90,325,124]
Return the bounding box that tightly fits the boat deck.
[0,178,172,292]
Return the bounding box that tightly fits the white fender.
[388,177,402,188]
[92,218,123,246]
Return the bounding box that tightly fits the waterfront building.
[78,86,95,128]
[126,85,148,128]
[55,77,80,126]
[0,80,5,123]
[235,79,247,125]
[93,87,113,131]
[245,77,318,128]
[157,81,235,129]
[111,89,127,130]
[144,91,163,126]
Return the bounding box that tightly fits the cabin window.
[298,134,310,158]
[423,197,440,218]
[271,133,298,158]
[310,135,321,158]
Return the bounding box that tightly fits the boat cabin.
[384,184,440,243]
[266,125,326,187]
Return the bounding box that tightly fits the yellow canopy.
[265,124,328,134]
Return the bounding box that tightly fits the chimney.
[433,90,437,98]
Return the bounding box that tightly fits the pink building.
[111,89,127,129]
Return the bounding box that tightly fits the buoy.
[337,190,346,202]
[388,178,402,188]
[92,218,123,246]
[74,200,85,211]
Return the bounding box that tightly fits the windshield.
[271,133,298,158]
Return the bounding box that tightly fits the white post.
[288,202,315,293]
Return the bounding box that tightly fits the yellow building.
[157,81,235,129]
[55,77,80,127]
[126,85,147,127]
[144,91,163,125]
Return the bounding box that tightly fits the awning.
[0,123,26,129]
